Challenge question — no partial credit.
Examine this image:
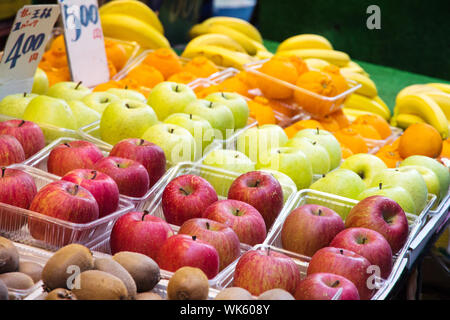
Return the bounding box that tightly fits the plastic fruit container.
[364,127,403,154]
[0,164,134,251]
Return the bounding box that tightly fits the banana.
[373,96,390,112]
[427,83,450,94]
[276,34,333,52]
[392,94,448,139]
[100,14,170,49]
[344,93,391,120]
[304,58,330,70]
[181,45,254,69]
[99,0,164,34]
[396,84,441,102]
[276,49,350,67]
[343,72,378,98]
[340,67,370,77]
[255,50,274,60]
[392,113,426,129]
[198,16,263,43]
[185,33,246,53]
[342,108,384,122]
[423,91,450,121]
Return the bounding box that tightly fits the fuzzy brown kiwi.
[19,261,43,283]
[45,288,77,300]
[0,272,34,290]
[214,287,254,300]
[257,288,295,300]
[0,279,8,300]
[135,292,164,300]
[167,267,209,300]
[71,270,128,300]
[0,236,19,273]
[94,257,137,299]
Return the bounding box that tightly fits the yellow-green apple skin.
[67,100,101,128]
[256,146,313,190]
[294,128,342,170]
[82,92,121,114]
[106,88,147,103]
[310,168,366,200]
[357,185,417,215]
[259,168,297,203]
[47,81,91,101]
[397,165,440,203]
[340,153,387,187]
[285,137,330,175]
[0,93,38,119]
[100,99,158,145]
[205,92,249,129]
[31,68,49,95]
[141,123,196,164]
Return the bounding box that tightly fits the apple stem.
[169,128,174,134]
[221,92,225,98]
[206,222,210,230]
[124,85,128,90]
[125,103,131,109]
[189,114,192,120]
[254,180,260,187]
[90,170,97,180]
[339,249,344,255]
[234,154,239,158]
[64,143,71,148]
[316,127,320,135]
[102,98,109,103]
[142,210,150,221]
[192,235,197,241]
[73,184,79,196]
[318,209,322,216]
[75,81,82,90]
[331,280,340,288]
[209,101,213,108]
[379,183,383,190]
[312,141,317,145]
[267,247,271,256]
[179,187,189,196]
[175,85,179,92]
[139,139,145,146]
[361,237,367,244]
[1,167,5,178]
[23,92,27,97]
[19,120,26,127]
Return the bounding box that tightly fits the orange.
[257,56,299,99]
[328,109,350,129]
[93,80,122,92]
[341,145,354,159]
[218,76,251,98]
[284,119,325,139]
[41,49,67,68]
[195,84,222,98]
[349,123,382,140]
[334,127,368,154]
[376,149,403,168]
[322,65,349,94]
[104,39,128,71]
[398,123,443,158]
[238,71,258,89]
[295,71,338,97]
[125,64,164,89]
[168,71,198,84]
[248,98,276,125]
[182,56,219,78]
[316,115,340,132]
[353,114,392,139]
[440,138,450,158]
[50,34,66,52]
[143,48,182,79]
[107,60,118,79]
[284,125,299,139]
[287,56,309,76]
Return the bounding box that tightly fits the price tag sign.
[0,5,60,100]
[59,0,109,87]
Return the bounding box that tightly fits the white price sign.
[59,0,109,87]
[0,5,60,100]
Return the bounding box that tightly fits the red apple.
[161,174,218,226]
[0,167,37,230]
[0,134,25,166]
[110,138,166,188]
[202,199,266,246]
[294,273,360,300]
[156,234,220,279]
[178,218,241,271]
[94,156,149,198]
[330,227,393,279]
[47,140,104,176]
[61,169,120,218]
[307,247,374,300]
[0,120,45,158]
[281,204,344,257]
[233,248,301,296]
[28,180,99,245]
[345,196,409,253]
[110,210,174,261]
[227,171,283,229]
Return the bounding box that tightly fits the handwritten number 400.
[5,33,45,69]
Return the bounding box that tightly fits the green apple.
[357,184,417,215]
[370,168,429,214]
[204,92,249,129]
[31,67,49,95]
[237,124,288,165]
[67,100,101,128]
[201,149,255,195]
[400,155,450,201]
[184,99,235,139]
[259,168,298,203]
[399,165,440,202]
[23,95,77,134]
[147,82,197,120]
[47,81,91,101]
[141,123,196,164]
[310,168,366,200]
[340,153,387,187]
[256,147,313,190]
[285,137,330,175]
[0,93,38,118]
[106,88,147,103]
[164,113,213,155]
[294,128,342,170]
[82,92,121,114]
[100,99,158,145]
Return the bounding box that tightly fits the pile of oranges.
[94,48,220,98]
[39,35,130,86]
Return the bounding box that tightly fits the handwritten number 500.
[64,4,98,42]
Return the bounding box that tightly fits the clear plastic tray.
[243,60,362,119]
[365,127,403,154]
[0,164,135,251]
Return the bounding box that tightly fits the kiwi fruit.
[214,287,254,300]
[0,272,34,290]
[0,279,8,300]
[112,252,160,293]
[42,244,94,291]
[135,292,164,300]
[94,257,137,299]
[0,236,19,273]
[167,267,209,300]
[19,261,43,283]
[257,288,295,300]
[71,270,128,300]
[45,288,77,300]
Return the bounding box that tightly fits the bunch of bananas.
[182,16,272,69]
[391,83,450,139]
[99,0,170,50]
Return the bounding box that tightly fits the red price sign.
[0,5,60,99]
